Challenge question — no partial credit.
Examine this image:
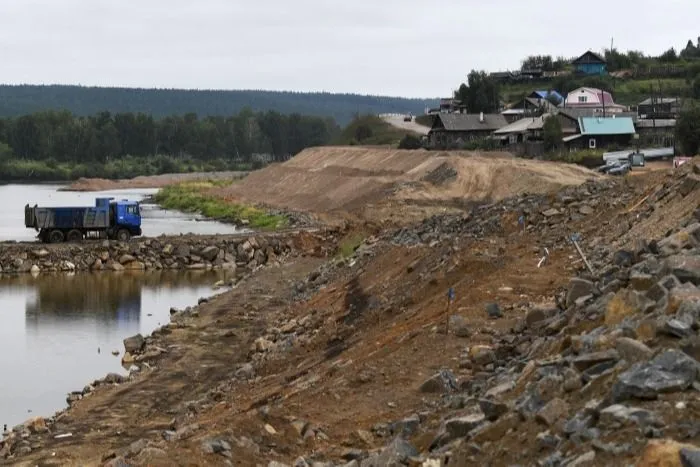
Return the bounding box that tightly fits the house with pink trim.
[561,87,628,114]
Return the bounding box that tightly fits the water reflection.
[0,270,232,429]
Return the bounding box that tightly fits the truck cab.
[107,199,142,240]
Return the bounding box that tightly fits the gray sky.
[1,0,698,97]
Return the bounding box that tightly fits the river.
[0,185,239,429]
[0,184,241,242]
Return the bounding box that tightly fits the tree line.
[0,108,339,165]
[0,85,435,126]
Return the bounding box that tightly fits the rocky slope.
[2,160,700,467]
[0,231,332,275]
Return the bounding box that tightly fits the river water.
[0,185,240,429]
[0,184,241,242]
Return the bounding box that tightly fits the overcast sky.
[1,0,698,97]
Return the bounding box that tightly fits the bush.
[398,134,423,149]
[154,182,287,230]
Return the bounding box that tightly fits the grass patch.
[337,234,365,258]
[154,182,287,231]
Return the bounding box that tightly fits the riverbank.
[0,230,333,275]
[0,157,252,184]
[5,155,700,466]
[153,182,287,230]
[61,170,249,192]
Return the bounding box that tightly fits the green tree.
[0,141,14,162]
[454,70,500,113]
[521,55,554,71]
[659,47,678,63]
[676,105,700,156]
[543,116,563,151]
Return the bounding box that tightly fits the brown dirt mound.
[214,147,598,215]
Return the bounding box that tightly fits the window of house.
[588,138,596,149]
[578,96,588,103]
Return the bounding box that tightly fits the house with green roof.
[562,116,636,150]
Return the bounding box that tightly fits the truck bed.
[25,205,110,230]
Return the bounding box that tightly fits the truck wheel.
[49,230,65,243]
[116,229,131,242]
[67,230,83,242]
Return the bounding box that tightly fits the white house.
[561,87,627,114]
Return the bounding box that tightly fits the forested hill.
[0,85,436,125]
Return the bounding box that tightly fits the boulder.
[571,349,619,372]
[124,334,145,354]
[118,254,136,265]
[599,404,661,429]
[485,303,502,319]
[615,337,653,364]
[665,255,700,286]
[566,278,596,308]
[536,398,569,428]
[375,438,418,466]
[478,399,509,421]
[419,370,457,393]
[612,349,700,402]
[200,246,220,262]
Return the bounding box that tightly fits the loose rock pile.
[320,223,700,466]
[0,234,297,274]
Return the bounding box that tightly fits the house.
[428,113,508,148]
[562,87,627,114]
[563,116,636,150]
[501,95,559,123]
[637,97,681,120]
[494,114,550,144]
[635,119,676,147]
[571,51,607,75]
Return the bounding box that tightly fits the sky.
[0,0,699,98]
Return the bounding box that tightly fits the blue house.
[571,51,607,76]
[563,116,635,149]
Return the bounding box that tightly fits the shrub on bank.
[0,156,256,182]
[154,182,287,230]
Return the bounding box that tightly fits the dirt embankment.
[62,171,249,192]
[213,147,598,224]
[6,154,700,466]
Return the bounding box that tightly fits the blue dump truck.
[24,197,142,243]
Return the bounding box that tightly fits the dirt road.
[380,113,430,135]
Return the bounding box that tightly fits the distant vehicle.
[403,114,412,122]
[25,197,142,243]
[597,160,630,176]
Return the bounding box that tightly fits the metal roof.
[494,114,549,134]
[572,50,606,65]
[636,119,676,128]
[430,113,508,132]
[578,117,636,135]
[638,97,680,105]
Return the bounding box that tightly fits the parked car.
[597,160,630,176]
[403,114,412,122]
